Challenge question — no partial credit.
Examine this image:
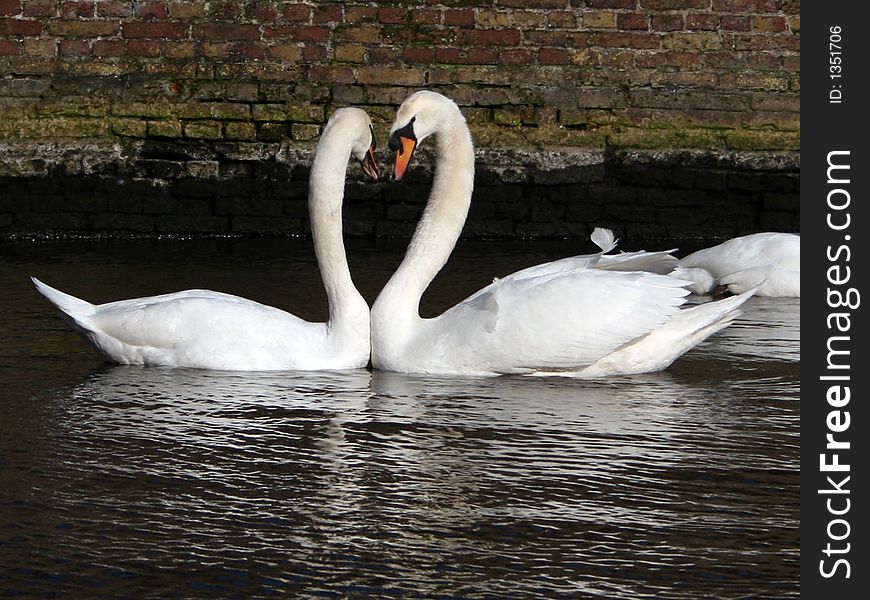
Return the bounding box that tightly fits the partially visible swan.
[33,107,380,371]
[671,232,800,297]
[370,90,754,377]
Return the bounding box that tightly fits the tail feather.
[32,277,96,326]
[584,288,755,376]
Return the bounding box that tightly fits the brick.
[720,15,751,31]
[245,2,279,21]
[618,13,649,30]
[444,9,475,27]
[635,51,699,68]
[584,11,616,29]
[224,122,257,140]
[308,65,355,83]
[123,22,187,38]
[23,38,57,57]
[345,6,377,22]
[268,45,303,61]
[335,44,366,62]
[291,124,320,141]
[265,26,329,41]
[194,23,261,40]
[460,29,521,46]
[412,8,441,24]
[184,120,223,140]
[586,0,636,7]
[594,32,660,49]
[162,41,196,59]
[641,0,708,8]
[147,119,183,137]
[547,11,576,28]
[651,14,684,32]
[403,47,434,63]
[687,13,719,31]
[92,39,124,57]
[97,0,133,17]
[435,47,460,63]
[466,48,497,64]
[499,0,570,7]
[0,39,20,55]
[208,1,241,20]
[661,32,721,51]
[0,0,20,16]
[135,1,169,19]
[283,3,310,21]
[302,44,327,61]
[312,3,342,23]
[357,67,425,85]
[234,42,266,60]
[378,7,405,24]
[368,46,399,64]
[61,2,95,19]
[202,42,229,58]
[476,10,511,29]
[127,40,161,57]
[712,0,778,11]
[753,16,787,33]
[59,39,90,56]
[500,48,533,65]
[336,26,380,43]
[111,118,148,137]
[539,48,572,64]
[0,18,42,35]
[167,2,206,19]
[22,0,53,16]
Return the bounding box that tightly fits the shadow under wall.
[0,145,799,241]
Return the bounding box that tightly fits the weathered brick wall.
[0,0,799,239]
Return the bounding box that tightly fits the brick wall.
[0,1,799,239]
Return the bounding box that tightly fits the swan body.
[671,232,800,297]
[34,107,380,371]
[371,90,753,377]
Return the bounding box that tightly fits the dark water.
[1,238,799,598]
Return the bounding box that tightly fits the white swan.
[671,232,800,297]
[33,107,380,371]
[370,90,754,377]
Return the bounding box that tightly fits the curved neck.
[377,110,475,322]
[308,135,363,323]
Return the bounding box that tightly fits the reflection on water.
[0,238,799,598]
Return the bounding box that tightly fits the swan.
[670,232,800,297]
[32,107,380,371]
[370,90,754,377]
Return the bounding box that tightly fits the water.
[1,238,799,598]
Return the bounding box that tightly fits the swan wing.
[35,279,322,369]
[433,269,689,371]
[90,290,310,350]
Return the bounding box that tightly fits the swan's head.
[388,90,462,181]
[323,107,380,181]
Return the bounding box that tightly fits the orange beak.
[393,136,417,182]
[360,144,380,181]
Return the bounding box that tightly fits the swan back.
[678,232,799,297]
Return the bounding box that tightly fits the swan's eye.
[389,117,417,153]
[369,124,377,150]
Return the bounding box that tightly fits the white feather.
[33,108,376,371]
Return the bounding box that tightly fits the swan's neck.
[308,138,366,326]
[375,111,475,325]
